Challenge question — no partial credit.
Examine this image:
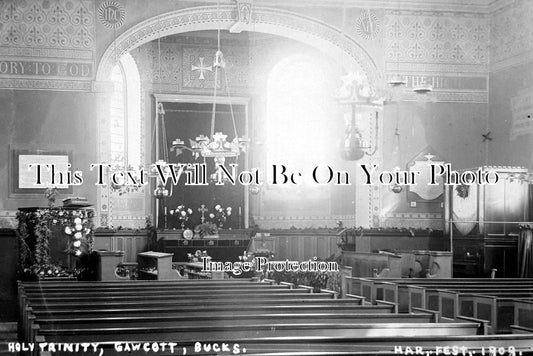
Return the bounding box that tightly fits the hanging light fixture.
[390,101,403,194]
[153,33,172,199]
[413,77,433,94]
[388,74,407,87]
[339,102,378,161]
[335,5,381,161]
[171,5,249,177]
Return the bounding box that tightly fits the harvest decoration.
[170,205,193,229]
[208,204,232,228]
[16,207,95,275]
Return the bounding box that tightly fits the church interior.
[1,0,533,354]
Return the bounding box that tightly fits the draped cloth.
[518,225,533,278]
[452,185,478,236]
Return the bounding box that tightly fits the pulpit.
[17,206,94,277]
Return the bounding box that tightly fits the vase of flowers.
[44,186,59,208]
[208,204,232,228]
[170,205,193,229]
[188,250,210,263]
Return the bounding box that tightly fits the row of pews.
[348,277,533,335]
[18,279,533,355]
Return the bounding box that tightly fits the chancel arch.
[95,5,382,228]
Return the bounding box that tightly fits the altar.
[157,229,252,262]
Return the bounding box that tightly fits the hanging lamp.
[171,4,249,178]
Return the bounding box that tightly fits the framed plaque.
[9,146,74,196]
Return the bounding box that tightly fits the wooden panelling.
[93,230,149,263]
[0,229,18,321]
[259,232,340,262]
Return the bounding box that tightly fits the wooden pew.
[21,288,318,301]
[29,300,387,317]
[36,313,437,329]
[19,279,276,292]
[19,295,338,341]
[348,278,533,334]
[23,304,397,348]
[16,280,492,356]
[35,321,481,343]
[350,277,533,309]
[513,299,533,331]
[428,289,533,333]
[19,286,385,345]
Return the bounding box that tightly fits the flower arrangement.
[170,205,193,229]
[20,263,75,281]
[62,211,93,256]
[194,222,218,238]
[44,186,59,208]
[208,204,232,228]
[187,250,210,263]
[237,249,275,279]
[16,207,95,279]
[270,262,329,293]
[456,184,470,199]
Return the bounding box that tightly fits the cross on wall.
[191,57,212,80]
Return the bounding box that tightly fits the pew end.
[510,325,533,334]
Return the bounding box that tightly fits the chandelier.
[171,47,249,173]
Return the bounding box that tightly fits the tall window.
[266,56,331,177]
[108,53,144,227]
[110,53,141,169]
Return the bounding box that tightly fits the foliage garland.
[34,220,51,265]
[16,211,32,268]
[16,207,95,276]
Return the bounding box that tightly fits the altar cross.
[198,204,208,223]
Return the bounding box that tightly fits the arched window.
[110,53,141,170]
[266,55,332,179]
[108,53,144,228]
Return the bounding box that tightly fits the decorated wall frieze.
[0,0,95,49]
[380,213,443,230]
[490,0,533,71]
[134,41,250,91]
[0,78,91,91]
[386,62,489,75]
[384,10,489,67]
[0,59,92,77]
[253,215,356,229]
[384,74,487,91]
[0,0,96,89]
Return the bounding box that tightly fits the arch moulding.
[96,5,379,84]
[94,5,381,228]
